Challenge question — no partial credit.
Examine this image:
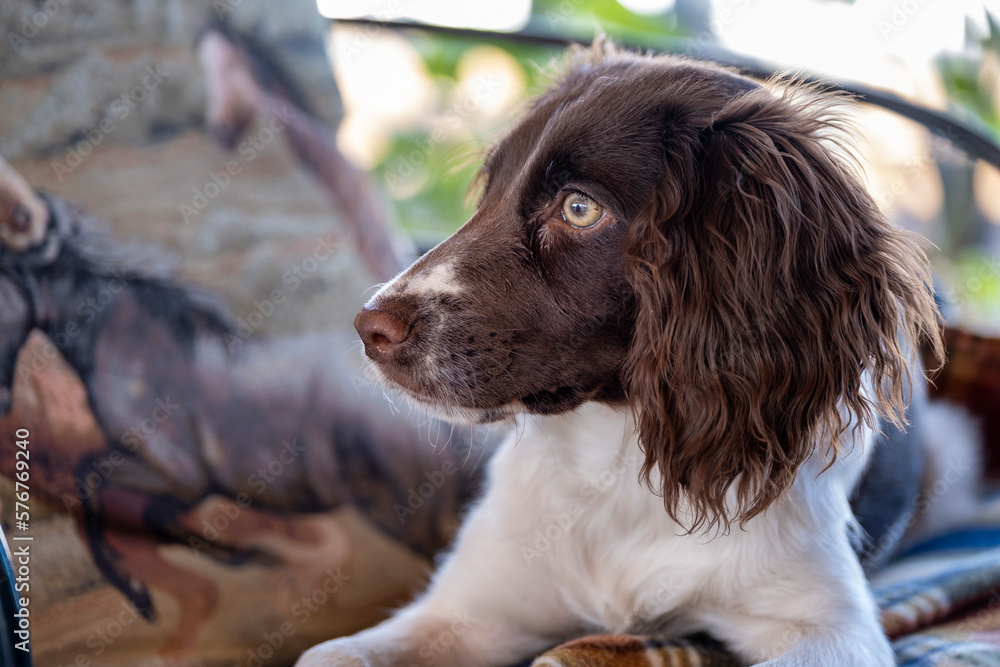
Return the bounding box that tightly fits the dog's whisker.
[360,282,388,300]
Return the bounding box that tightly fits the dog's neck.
[501,400,877,524]
[514,402,639,477]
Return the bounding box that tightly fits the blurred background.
[323,0,1000,332]
[3,0,1000,329]
[3,1,1000,665]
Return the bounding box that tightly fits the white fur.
[298,403,894,666]
[370,260,463,304]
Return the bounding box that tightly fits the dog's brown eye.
[561,192,604,229]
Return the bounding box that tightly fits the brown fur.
[621,75,943,531]
[356,43,944,533]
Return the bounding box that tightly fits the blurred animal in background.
[0,37,494,650]
[0,19,473,654]
[2,12,997,667]
[196,18,415,282]
[0,172,492,653]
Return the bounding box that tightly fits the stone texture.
[1,0,343,160]
[0,2,420,666]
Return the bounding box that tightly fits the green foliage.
[375,36,561,237]
[946,250,1000,321]
[373,130,485,238]
[372,1,683,238]
[933,12,1000,320]
[374,2,1000,281]
[532,0,679,42]
[936,13,1000,141]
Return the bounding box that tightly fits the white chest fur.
[304,402,892,667]
[479,403,874,635]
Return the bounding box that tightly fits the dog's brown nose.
[354,304,413,361]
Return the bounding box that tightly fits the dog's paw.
[295,641,370,667]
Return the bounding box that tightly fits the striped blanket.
[528,499,1000,667]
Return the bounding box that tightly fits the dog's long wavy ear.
[623,84,943,532]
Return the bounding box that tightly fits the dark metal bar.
[332,17,1000,170]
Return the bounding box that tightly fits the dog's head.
[355,44,943,529]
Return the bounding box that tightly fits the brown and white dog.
[300,44,943,666]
